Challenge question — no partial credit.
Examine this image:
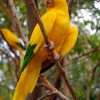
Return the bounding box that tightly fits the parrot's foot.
[44,41,60,61]
[54,52,60,61]
[47,52,60,61]
[44,41,54,50]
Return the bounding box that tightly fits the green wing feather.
[16,42,26,50]
[20,44,37,73]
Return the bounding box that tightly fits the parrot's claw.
[54,52,60,61]
[49,41,54,50]
[44,41,54,50]
[44,41,60,61]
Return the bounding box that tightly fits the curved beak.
[42,0,47,5]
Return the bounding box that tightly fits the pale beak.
[42,0,47,5]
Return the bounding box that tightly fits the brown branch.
[66,46,100,67]
[25,0,38,38]
[48,67,62,100]
[56,62,78,99]
[69,0,75,18]
[39,75,70,100]
[0,47,19,80]
[72,46,100,61]
[0,49,13,60]
[8,0,26,45]
[0,0,14,24]
[0,0,12,17]
[91,61,100,80]
[37,92,57,100]
[0,47,18,83]
[8,62,18,83]
[79,27,92,46]
[31,0,77,100]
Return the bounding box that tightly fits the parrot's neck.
[46,0,68,12]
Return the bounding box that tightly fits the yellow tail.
[13,57,42,100]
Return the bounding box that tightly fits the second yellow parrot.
[13,0,78,99]
[0,28,25,56]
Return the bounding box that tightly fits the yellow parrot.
[13,0,78,99]
[0,28,25,56]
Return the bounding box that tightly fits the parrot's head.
[0,28,9,35]
[42,0,67,8]
[0,28,5,35]
[42,0,54,7]
[0,28,7,40]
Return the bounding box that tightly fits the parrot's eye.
[46,0,54,7]
[47,1,49,4]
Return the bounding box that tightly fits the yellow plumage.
[0,28,24,56]
[60,25,78,56]
[13,0,78,99]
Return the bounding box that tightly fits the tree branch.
[39,75,70,100]
[24,0,38,38]
[69,0,75,18]
[66,46,100,67]
[0,1,13,23]
[8,0,26,45]
[37,92,57,100]
[91,61,100,80]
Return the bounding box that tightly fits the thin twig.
[37,92,57,100]
[0,49,13,60]
[0,0,14,25]
[79,27,92,46]
[91,61,100,80]
[0,47,19,80]
[69,0,74,18]
[0,84,14,92]
[25,0,38,37]
[40,75,70,100]
[66,46,100,67]
[31,1,77,100]
[8,0,26,45]
[0,47,18,83]
[56,62,78,100]
[72,47,99,61]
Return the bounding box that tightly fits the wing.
[59,25,78,57]
[20,11,56,73]
[16,42,25,50]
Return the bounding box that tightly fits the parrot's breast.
[48,10,70,52]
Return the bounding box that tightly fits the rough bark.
[25,0,38,38]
